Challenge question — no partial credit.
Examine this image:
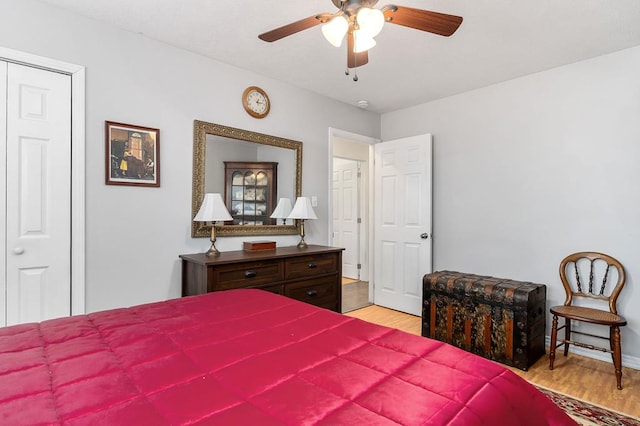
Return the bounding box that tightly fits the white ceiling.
[39,0,640,113]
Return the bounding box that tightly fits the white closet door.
[5,63,71,325]
[0,61,7,325]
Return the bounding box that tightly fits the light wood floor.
[346,305,640,419]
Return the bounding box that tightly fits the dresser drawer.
[209,260,284,291]
[180,246,343,313]
[256,284,284,295]
[285,254,338,280]
[285,276,338,307]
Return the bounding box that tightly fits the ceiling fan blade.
[347,32,369,68]
[384,6,463,36]
[258,16,323,42]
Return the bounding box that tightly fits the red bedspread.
[0,289,574,425]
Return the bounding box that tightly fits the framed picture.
[105,121,160,187]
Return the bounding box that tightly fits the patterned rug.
[537,386,640,426]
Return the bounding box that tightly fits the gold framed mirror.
[192,120,302,237]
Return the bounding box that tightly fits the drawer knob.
[306,289,318,297]
[308,262,317,269]
[245,270,257,278]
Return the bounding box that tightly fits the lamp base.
[205,244,221,256]
[297,219,308,248]
[205,226,221,256]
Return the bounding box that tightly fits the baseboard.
[545,336,640,370]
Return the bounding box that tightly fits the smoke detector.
[357,100,369,109]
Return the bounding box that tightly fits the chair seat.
[550,305,627,326]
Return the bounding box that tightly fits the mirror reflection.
[206,137,296,225]
[192,121,302,237]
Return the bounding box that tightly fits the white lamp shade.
[353,30,377,53]
[193,193,233,222]
[356,7,385,38]
[287,196,318,220]
[270,198,293,219]
[322,15,349,47]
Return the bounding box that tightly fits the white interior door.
[0,62,7,324]
[373,134,432,315]
[4,62,72,325]
[333,158,360,279]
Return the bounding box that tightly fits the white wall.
[0,0,379,312]
[381,46,640,362]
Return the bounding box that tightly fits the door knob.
[420,233,429,239]
[13,247,25,255]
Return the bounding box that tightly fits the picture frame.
[105,121,160,187]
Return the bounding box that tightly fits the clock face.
[243,86,270,118]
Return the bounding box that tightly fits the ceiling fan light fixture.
[258,2,463,72]
[356,7,385,37]
[321,15,349,47]
[353,30,376,53]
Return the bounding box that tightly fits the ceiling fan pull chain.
[351,30,358,81]
[343,66,358,81]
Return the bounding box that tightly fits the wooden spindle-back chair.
[549,252,627,389]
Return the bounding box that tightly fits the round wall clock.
[242,86,270,118]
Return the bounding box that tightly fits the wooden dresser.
[180,245,344,312]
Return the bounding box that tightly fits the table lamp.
[193,193,233,256]
[270,198,292,225]
[287,196,317,248]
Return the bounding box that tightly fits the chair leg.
[610,326,614,355]
[563,319,571,357]
[611,326,623,390]
[549,315,558,370]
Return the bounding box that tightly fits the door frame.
[0,46,86,316]
[328,128,379,301]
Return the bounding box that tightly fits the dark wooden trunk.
[422,271,546,371]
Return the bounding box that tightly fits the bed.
[0,289,574,425]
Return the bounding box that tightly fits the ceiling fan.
[258,0,463,73]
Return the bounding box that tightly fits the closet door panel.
[0,61,7,326]
[5,63,71,325]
